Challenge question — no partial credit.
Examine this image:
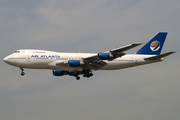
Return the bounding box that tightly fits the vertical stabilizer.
[136,32,167,55]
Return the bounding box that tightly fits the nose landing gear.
[20,68,25,76]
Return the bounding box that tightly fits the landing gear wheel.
[87,75,90,78]
[83,71,93,78]
[76,76,80,80]
[21,72,25,76]
[89,73,93,76]
[20,68,25,76]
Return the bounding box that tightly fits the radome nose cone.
[3,56,10,64]
[3,55,16,65]
[3,57,8,63]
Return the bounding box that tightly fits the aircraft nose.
[3,54,18,66]
[3,57,8,63]
[3,56,14,65]
[3,57,7,62]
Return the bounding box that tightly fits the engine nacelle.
[68,71,75,76]
[69,60,83,67]
[98,53,112,60]
[68,71,79,76]
[53,70,65,76]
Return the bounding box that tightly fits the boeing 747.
[3,32,175,80]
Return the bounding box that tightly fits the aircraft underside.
[17,58,162,80]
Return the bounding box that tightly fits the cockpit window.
[15,51,20,53]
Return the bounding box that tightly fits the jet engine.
[53,70,65,76]
[68,71,79,76]
[69,60,83,67]
[98,53,113,60]
[68,71,75,76]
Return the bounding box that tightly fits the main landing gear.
[75,73,93,80]
[20,68,25,76]
[82,70,93,78]
[83,72,93,78]
[74,70,93,80]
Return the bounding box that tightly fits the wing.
[82,58,107,70]
[83,43,142,70]
[108,43,142,56]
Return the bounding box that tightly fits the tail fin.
[136,32,167,55]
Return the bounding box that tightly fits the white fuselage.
[3,49,163,71]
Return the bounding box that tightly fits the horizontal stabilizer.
[144,51,176,60]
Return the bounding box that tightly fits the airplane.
[3,32,175,80]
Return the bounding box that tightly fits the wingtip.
[133,43,143,46]
[170,51,176,54]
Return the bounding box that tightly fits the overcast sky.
[0,0,180,120]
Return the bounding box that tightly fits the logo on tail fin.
[150,41,160,51]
